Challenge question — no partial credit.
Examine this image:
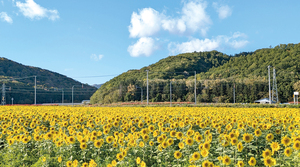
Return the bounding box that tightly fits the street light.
[136,85,143,103]
[72,85,83,106]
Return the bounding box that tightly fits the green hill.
[90,51,230,104]
[0,57,97,104]
[91,43,300,104]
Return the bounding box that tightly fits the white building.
[254,98,275,104]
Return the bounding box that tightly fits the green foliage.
[91,43,300,104]
[0,57,97,104]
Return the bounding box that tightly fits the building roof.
[254,98,276,103]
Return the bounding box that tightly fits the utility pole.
[194,71,196,105]
[72,85,83,106]
[268,65,271,104]
[170,81,172,107]
[34,76,36,105]
[62,88,64,104]
[272,67,278,103]
[136,85,143,103]
[146,70,149,105]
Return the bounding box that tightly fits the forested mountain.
[90,51,231,104]
[91,43,300,104]
[0,58,97,104]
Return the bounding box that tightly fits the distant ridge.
[0,57,97,104]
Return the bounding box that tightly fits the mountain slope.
[0,57,97,104]
[90,51,230,104]
[91,43,300,104]
[194,43,300,102]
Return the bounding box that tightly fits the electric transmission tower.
[1,83,11,105]
[272,67,278,103]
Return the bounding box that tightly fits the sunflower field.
[0,106,299,167]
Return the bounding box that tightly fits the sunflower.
[222,140,230,147]
[262,149,272,158]
[186,137,194,146]
[176,132,183,139]
[266,133,274,142]
[80,142,87,150]
[202,160,210,167]
[254,129,262,137]
[201,149,209,157]
[194,135,203,142]
[162,141,168,149]
[111,160,117,167]
[170,130,177,137]
[81,162,88,167]
[8,138,14,145]
[138,122,144,128]
[222,155,231,165]
[263,156,276,167]
[231,137,238,146]
[142,134,149,142]
[237,161,244,167]
[94,140,102,148]
[187,129,194,136]
[106,136,114,144]
[116,153,124,161]
[242,133,253,143]
[157,136,164,143]
[284,147,293,157]
[139,141,145,148]
[203,141,211,150]
[248,157,256,166]
[66,161,72,167]
[293,141,300,150]
[270,142,280,152]
[281,136,291,147]
[178,142,185,149]
[237,142,243,152]
[140,161,146,167]
[167,138,174,146]
[192,152,200,161]
[174,151,182,159]
[136,157,141,164]
[275,129,281,134]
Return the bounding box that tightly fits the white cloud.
[128,37,158,57]
[169,32,248,54]
[168,38,219,54]
[129,0,211,38]
[16,0,59,20]
[90,54,104,61]
[128,8,162,38]
[213,2,232,19]
[0,12,13,23]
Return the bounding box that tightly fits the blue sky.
[1,0,300,85]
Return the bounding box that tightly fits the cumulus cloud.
[90,54,104,61]
[213,2,232,19]
[128,8,162,38]
[129,0,211,38]
[172,0,211,35]
[16,0,59,20]
[169,32,248,54]
[0,12,13,23]
[128,37,158,57]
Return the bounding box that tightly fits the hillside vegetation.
[0,58,97,104]
[91,43,300,104]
